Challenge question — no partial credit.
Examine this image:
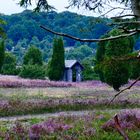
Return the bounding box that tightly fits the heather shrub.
[102,109,140,131]
[19,64,46,79]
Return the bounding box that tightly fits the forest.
[0,10,111,63]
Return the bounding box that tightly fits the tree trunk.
[131,0,140,20]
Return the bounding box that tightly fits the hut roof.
[65,60,84,69]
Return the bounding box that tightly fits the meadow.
[0,76,140,139]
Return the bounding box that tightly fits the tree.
[19,0,55,12]
[95,29,134,91]
[65,45,93,61]
[0,40,5,72]
[1,52,17,75]
[130,52,140,79]
[48,37,65,81]
[0,18,6,39]
[82,57,98,80]
[20,45,46,79]
[23,45,43,65]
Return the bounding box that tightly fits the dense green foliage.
[0,18,6,39]
[95,29,134,90]
[0,40,5,71]
[65,45,94,61]
[131,60,140,79]
[0,10,110,63]
[1,52,18,75]
[82,57,99,80]
[23,45,43,65]
[103,59,131,90]
[20,45,45,79]
[19,64,46,79]
[48,37,65,81]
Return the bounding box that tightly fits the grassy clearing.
[0,86,140,100]
[0,87,140,117]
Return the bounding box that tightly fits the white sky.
[0,0,130,17]
[0,0,90,15]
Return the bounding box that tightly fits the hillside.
[0,10,110,63]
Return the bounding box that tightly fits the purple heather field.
[0,75,140,139]
[0,75,139,88]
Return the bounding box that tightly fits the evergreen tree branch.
[40,25,138,42]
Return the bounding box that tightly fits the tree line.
[0,10,110,64]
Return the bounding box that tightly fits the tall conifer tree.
[48,37,65,81]
[95,29,134,91]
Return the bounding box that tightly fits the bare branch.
[109,76,140,104]
[40,25,138,42]
[108,21,140,26]
[111,14,138,19]
[110,51,140,61]
[100,7,130,17]
[114,115,130,140]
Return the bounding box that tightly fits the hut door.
[72,67,76,82]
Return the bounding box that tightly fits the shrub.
[23,45,43,65]
[82,58,99,80]
[0,40,5,72]
[1,52,18,75]
[19,64,46,79]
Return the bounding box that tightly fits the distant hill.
[0,10,110,63]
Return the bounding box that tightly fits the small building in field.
[63,60,84,82]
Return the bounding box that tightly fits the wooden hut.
[63,60,84,82]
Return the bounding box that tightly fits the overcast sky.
[0,0,92,15]
[0,0,129,17]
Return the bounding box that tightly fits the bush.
[19,65,46,79]
[23,45,43,65]
[82,58,99,80]
[0,40,5,72]
[1,52,18,75]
